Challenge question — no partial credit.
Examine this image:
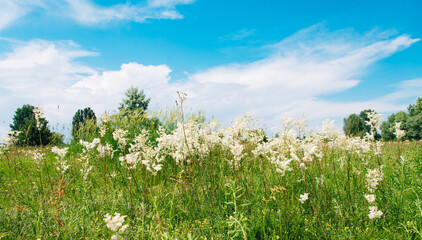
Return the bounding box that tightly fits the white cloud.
[65,0,189,24]
[183,26,420,127]
[0,0,24,30]
[0,26,421,141]
[148,0,195,8]
[219,29,256,41]
[0,0,194,30]
[0,39,176,141]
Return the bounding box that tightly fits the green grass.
[1,127,422,239]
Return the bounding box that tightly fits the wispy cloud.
[0,0,195,30]
[219,29,256,41]
[185,26,420,126]
[65,0,194,25]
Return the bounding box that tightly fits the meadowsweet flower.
[394,122,405,140]
[51,147,68,159]
[51,147,70,174]
[365,194,376,203]
[3,130,21,146]
[366,166,383,192]
[78,155,92,181]
[318,119,342,141]
[316,175,324,186]
[368,206,383,219]
[33,106,45,130]
[365,110,383,136]
[30,150,44,170]
[57,161,70,174]
[79,139,99,150]
[97,143,114,158]
[299,193,309,204]
[119,152,140,169]
[104,212,129,240]
[113,129,128,147]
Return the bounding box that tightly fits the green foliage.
[9,104,52,146]
[73,118,99,143]
[408,97,422,116]
[1,138,422,239]
[343,109,381,139]
[50,132,65,146]
[406,115,422,140]
[107,109,162,141]
[72,107,97,140]
[380,111,409,141]
[380,98,422,141]
[119,86,151,114]
[149,106,206,133]
[343,113,364,137]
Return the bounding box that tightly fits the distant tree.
[343,113,364,137]
[343,109,381,139]
[359,109,374,134]
[9,104,52,146]
[380,111,409,141]
[406,97,422,140]
[406,115,422,140]
[72,107,97,140]
[119,86,150,114]
[408,97,422,116]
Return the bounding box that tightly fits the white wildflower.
[3,130,22,146]
[113,129,128,147]
[316,175,324,186]
[299,193,309,204]
[368,206,383,219]
[365,110,383,136]
[119,152,140,169]
[33,106,45,130]
[51,147,68,159]
[104,212,129,240]
[366,166,383,192]
[364,194,376,203]
[394,122,405,140]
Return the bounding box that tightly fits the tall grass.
[1,110,422,239]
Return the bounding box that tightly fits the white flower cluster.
[51,146,68,159]
[119,130,164,175]
[366,167,384,192]
[394,122,405,140]
[157,119,222,164]
[104,212,129,240]
[113,129,128,148]
[27,149,45,170]
[365,166,384,219]
[253,117,324,175]
[365,110,383,138]
[79,138,101,151]
[2,130,22,147]
[33,106,45,130]
[79,155,93,182]
[51,147,69,174]
[299,193,309,204]
[368,206,383,220]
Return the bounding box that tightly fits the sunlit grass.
[1,112,422,239]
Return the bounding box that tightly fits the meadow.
[1,108,422,239]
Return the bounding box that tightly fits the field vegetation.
[1,93,422,239]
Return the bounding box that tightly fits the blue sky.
[1,0,422,139]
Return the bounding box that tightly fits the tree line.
[6,86,152,146]
[343,97,422,140]
[5,90,422,146]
